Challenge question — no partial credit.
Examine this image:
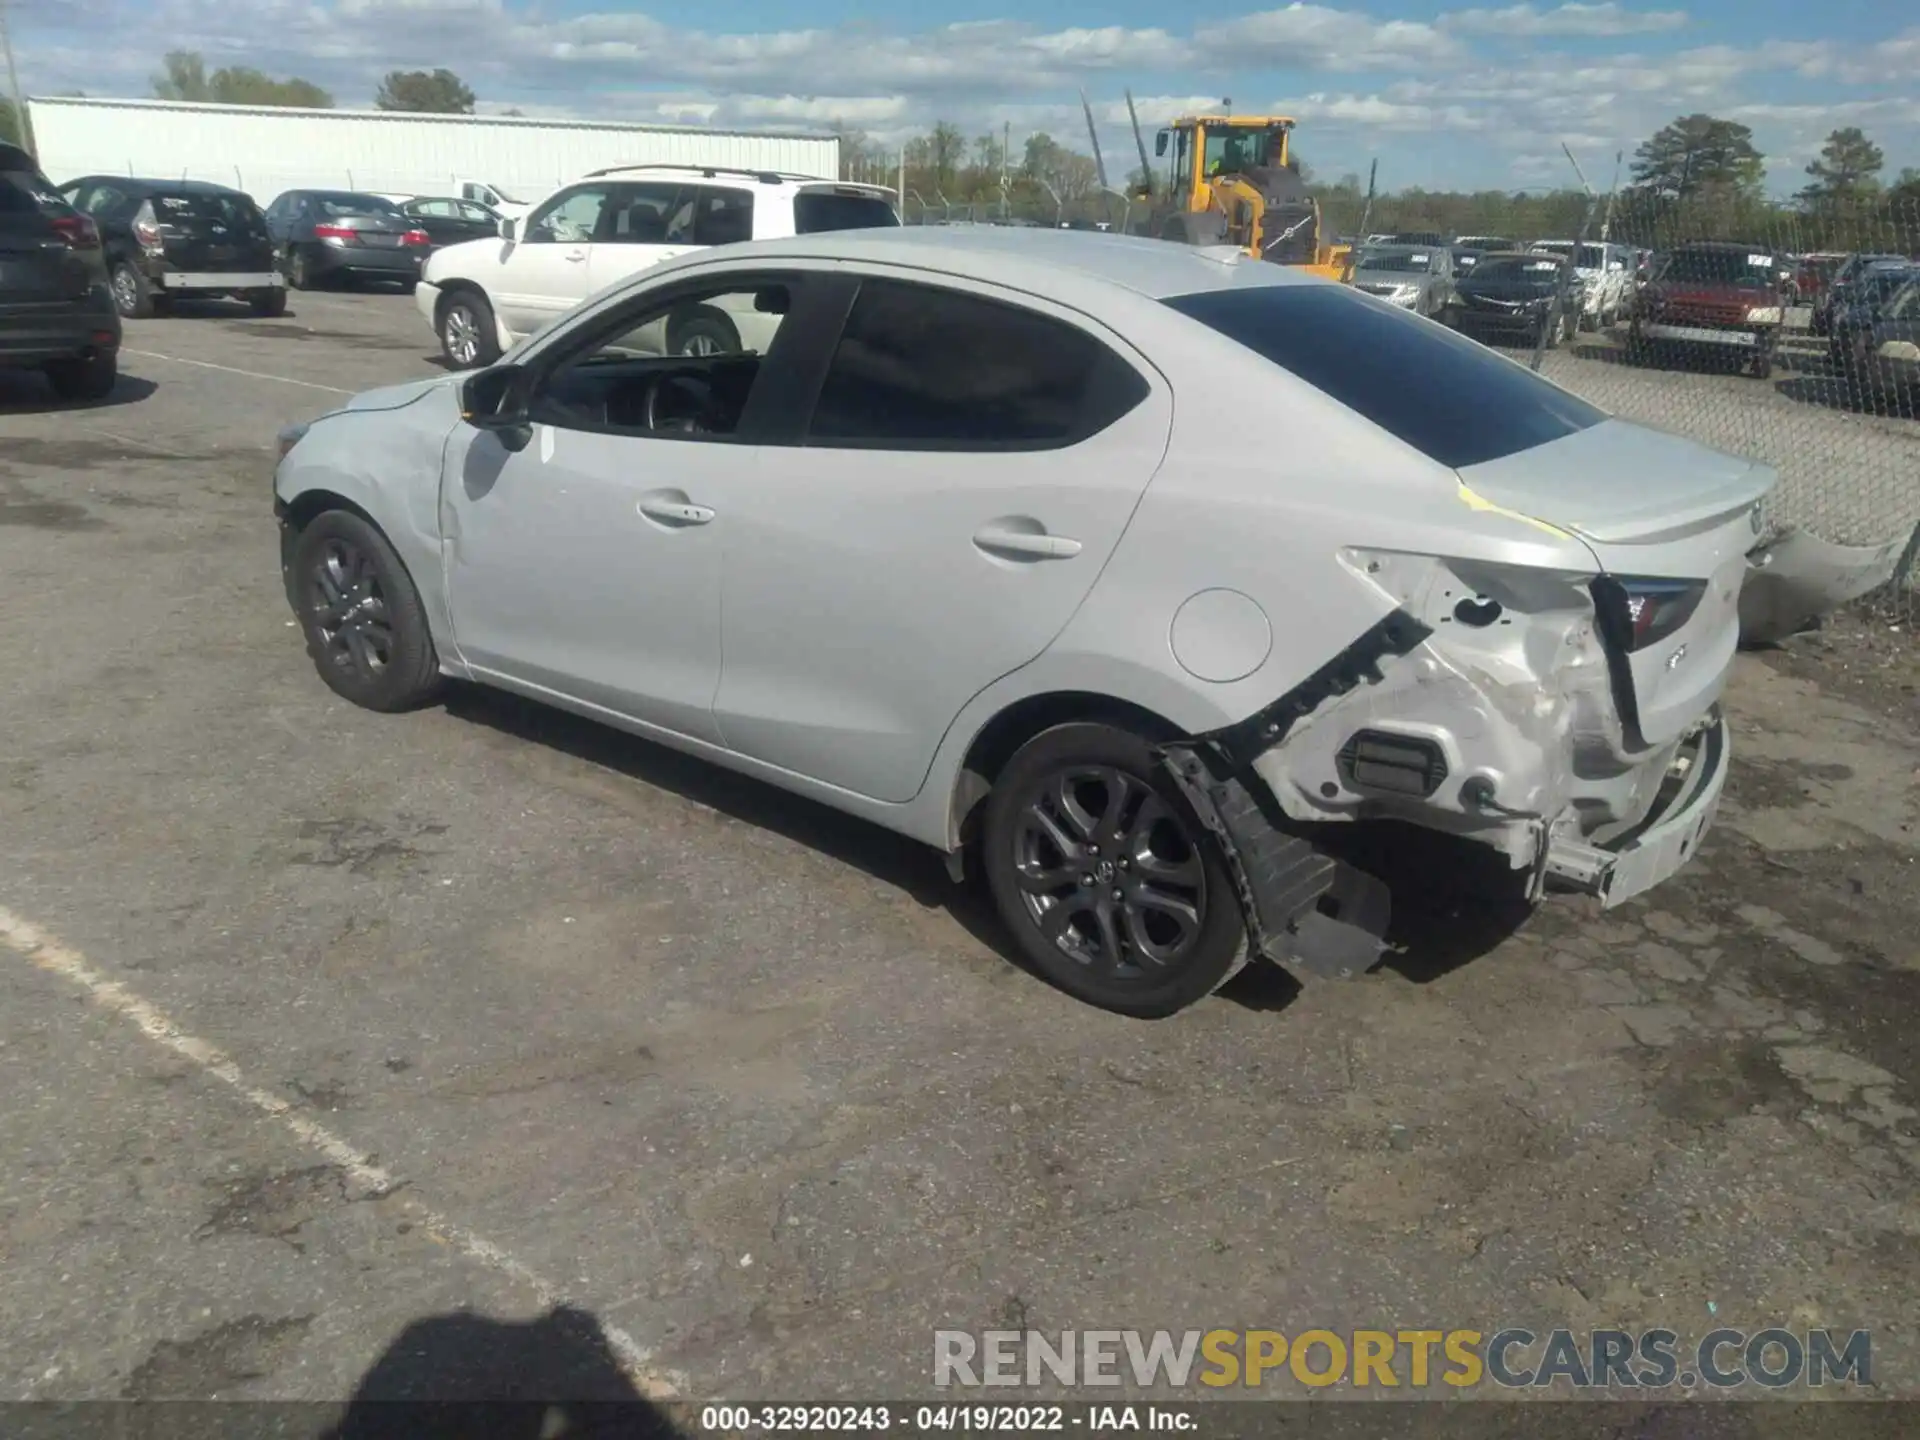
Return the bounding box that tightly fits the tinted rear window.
[1,163,59,216]
[794,190,899,233]
[310,193,401,216]
[150,191,264,226]
[1163,284,1606,469]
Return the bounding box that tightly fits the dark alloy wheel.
[982,723,1246,1017]
[290,510,442,712]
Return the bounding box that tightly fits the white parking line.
[0,904,683,1401]
[122,348,353,395]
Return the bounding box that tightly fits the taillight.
[401,228,431,247]
[49,213,101,250]
[1612,577,1706,651]
[313,223,357,241]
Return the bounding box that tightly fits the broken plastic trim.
[1155,610,1428,980]
[1198,609,1435,770]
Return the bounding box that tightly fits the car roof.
[1473,250,1563,262]
[701,226,1321,302]
[581,163,895,196]
[1669,240,1771,252]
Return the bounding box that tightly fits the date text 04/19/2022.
[697,1404,1197,1432]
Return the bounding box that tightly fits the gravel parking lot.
[2,289,1918,1415]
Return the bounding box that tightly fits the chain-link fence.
[852,154,1920,626]
[1493,192,1920,628]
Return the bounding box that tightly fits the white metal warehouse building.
[24,97,843,207]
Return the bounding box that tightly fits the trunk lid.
[145,191,275,272]
[1457,418,1774,744]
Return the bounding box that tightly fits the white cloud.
[1442,4,1688,38]
[6,1,1916,191]
[1195,6,1466,71]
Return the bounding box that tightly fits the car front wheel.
[289,509,443,713]
[437,290,502,369]
[981,722,1247,1017]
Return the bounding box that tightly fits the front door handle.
[564,249,588,262]
[637,495,715,526]
[972,525,1083,560]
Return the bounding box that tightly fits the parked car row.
[46,173,510,319]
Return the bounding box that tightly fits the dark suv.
[1,142,121,402]
[59,176,283,318]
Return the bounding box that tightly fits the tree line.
[844,112,1920,245]
[144,51,480,113]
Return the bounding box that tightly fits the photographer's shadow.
[322,1305,680,1440]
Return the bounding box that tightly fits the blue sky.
[7,0,1915,191]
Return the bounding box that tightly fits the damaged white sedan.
[273,226,1769,1017]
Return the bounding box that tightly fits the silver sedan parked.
[273,228,1768,1017]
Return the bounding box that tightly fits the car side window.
[1887,283,1920,323]
[597,183,683,244]
[806,278,1150,451]
[662,187,754,246]
[457,201,495,224]
[526,277,797,441]
[525,185,612,244]
[411,199,455,218]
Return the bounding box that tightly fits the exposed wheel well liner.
[948,691,1184,851]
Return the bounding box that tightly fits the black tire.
[437,288,501,369]
[288,510,443,713]
[249,287,287,317]
[981,722,1247,1018]
[666,306,741,356]
[110,261,154,319]
[44,350,118,403]
[1750,347,1774,381]
[284,246,311,290]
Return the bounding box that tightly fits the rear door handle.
[637,497,714,526]
[972,526,1082,560]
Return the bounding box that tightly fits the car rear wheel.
[667,307,741,356]
[289,510,443,713]
[250,287,287,318]
[110,261,153,319]
[284,247,312,290]
[981,722,1247,1018]
[437,290,501,369]
[44,351,118,403]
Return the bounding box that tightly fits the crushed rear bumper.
[1537,710,1728,907]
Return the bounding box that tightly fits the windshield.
[311,192,401,217]
[1163,284,1604,469]
[794,190,899,233]
[1532,242,1605,269]
[1468,257,1563,282]
[1655,249,1776,287]
[1203,128,1278,176]
[1357,250,1433,274]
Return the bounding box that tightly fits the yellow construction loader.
[1103,96,1350,279]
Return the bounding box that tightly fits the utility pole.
[1599,149,1622,241]
[1001,120,1010,222]
[1,0,31,159]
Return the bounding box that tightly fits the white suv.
[416,165,900,368]
[1526,239,1633,329]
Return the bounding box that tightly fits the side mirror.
[499,215,518,242]
[1154,131,1169,158]
[459,365,533,450]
